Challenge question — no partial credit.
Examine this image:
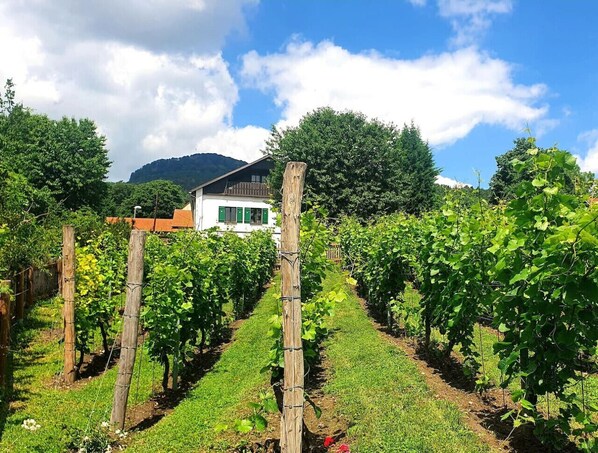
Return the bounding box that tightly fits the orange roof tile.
[172,209,193,228]
[106,210,193,232]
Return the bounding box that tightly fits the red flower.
[324,436,335,448]
[338,445,350,453]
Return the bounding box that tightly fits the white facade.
[193,187,281,239]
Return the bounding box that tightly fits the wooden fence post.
[27,267,34,307]
[111,230,146,430]
[0,281,11,387]
[15,271,25,320]
[62,225,77,384]
[280,161,307,453]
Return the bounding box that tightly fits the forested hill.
[128,153,247,190]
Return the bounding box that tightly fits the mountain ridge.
[128,153,247,190]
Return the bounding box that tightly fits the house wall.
[194,191,280,238]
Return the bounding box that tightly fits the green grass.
[0,297,157,452]
[126,277,280,452]
[322,270,489,453]
[403,285,598,425]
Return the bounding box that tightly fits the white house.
[189,155,280,239]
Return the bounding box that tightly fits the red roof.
[106,209,193,232]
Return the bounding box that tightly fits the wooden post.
[62,225,77,384]
[280,161,307,453]
[0,281,11,387]
[15,271,25,320]
[111,230,146,430]
[27,267,34,307]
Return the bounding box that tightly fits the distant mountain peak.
[129,153,247,190]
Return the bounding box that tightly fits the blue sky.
[1,1,597,186]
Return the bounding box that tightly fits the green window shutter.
[262,208,268,224]
[236,207,243,223]
[244,207,251,224]
[218,206,225,222]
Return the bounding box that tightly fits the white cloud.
[194,125,271,162]
[241,40,547,147]
[436,175,472,187]
[4,0,258,54]
[0,1,261,181]
[407,0,427,6]
[437,0,513,46]
[575,129,598,173]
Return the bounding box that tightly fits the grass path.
[320,269,490,453]
[126,277,280,452]
[2,270,498,453]
[0,297,155,452]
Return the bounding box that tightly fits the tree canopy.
[395,123,440,215]
[0,80,110,211]
[489,137,593,203]
[266,107,439,221]
[102,180,189,219]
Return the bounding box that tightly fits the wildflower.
[82,436,91,442]
[21,418,41,431]
[101,421,110,429]
[105,446,113,453]
[324,436,335,448]
[338,445,350,453]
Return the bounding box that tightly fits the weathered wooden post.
[62,225,77,384]
[27,267,34,307]
[111,230,146,430]
[280,162,307,453]
[0,280,11,387]
[15,270,25,320]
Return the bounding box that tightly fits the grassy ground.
[126,277,280,452]
[0,296,157,453]
[322,270,489,453]
[403,284,598,423]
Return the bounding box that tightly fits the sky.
[1,0,597,187]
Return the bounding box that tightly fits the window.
[218,206,243,224]
[251,174,268,183]
[243,207,269,225]
[250,208,262,225]
[224,207,236,224]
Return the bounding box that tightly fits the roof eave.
[189,155,272,194]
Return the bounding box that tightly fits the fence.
[6,260,60,323]
[326,243,342,263]
[0,260,61,388]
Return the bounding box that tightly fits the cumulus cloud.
[438,0,513,46]
[241,40,547,147]
[0,1,261,180]
[575,129,598,173]
[436,175,472,187]
[4,0,258,54]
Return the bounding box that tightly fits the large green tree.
[266,107,438,221]
[489,137,592,203]
[396,123,440,215]
[0,163,55,273]
[0,80,110,211]
[108,180,189,219]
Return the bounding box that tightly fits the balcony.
[223,181,271,197]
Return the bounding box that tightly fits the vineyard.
[339,146,598,450]
[0,151,597,452]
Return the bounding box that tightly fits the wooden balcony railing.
[224,181,271,197]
